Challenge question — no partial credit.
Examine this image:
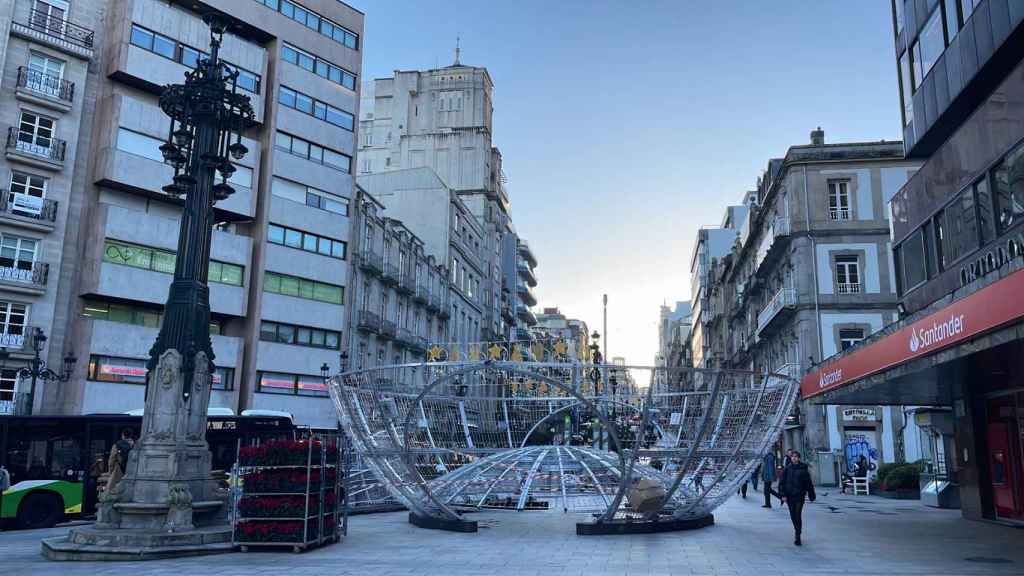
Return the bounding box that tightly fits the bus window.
[50,436,82,481]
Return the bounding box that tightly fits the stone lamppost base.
[41,523,233,561]
[41,349,233,561]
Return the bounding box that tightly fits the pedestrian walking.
[738,479,748,498]
[106,428,135,492]
[761,452,776,508]
[751,463,761,491]
[779,450,816,546]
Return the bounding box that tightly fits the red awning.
[802,267,1024,399]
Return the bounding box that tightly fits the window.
[82,299,161,329]
[835,255,861,294]
[273,132,350,172]
[899,50,913,125]
[0,369,15,403]
[960,0,980,22]
[281,43,356,90]
[0,302,28,345]
[88,355,147,384]
[943,0,960,41]
[102,239,243,286]
[935,186,978,268]
[26,52,65,97]
[900,229,928,290]
[268,223,346,259]
[259,321,340,349]
[993,142,1024,233]
[839,328,865,351]
[828,180,851,220]
[895,0,905,34]
[258,0,359,50]
[257,371,328,396]
[116,128,165,163]
[264,272,343,304]
[278,85,354,131]
[915,8,944,83]
[8,172,48,217]
[17,111,55,156]
[0,235,38,273]
[129,24,260,93]
[270,177,350,216]
[211,367,234,390]
[228,164,253,189]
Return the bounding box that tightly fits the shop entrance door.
[986,394,1024,521]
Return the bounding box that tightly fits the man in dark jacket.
[761,452,776,508]
[779,450,816,546]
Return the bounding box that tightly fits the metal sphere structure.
[330,361,797,533]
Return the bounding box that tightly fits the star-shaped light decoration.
[487,343,503,360]
[468,345,481,361]
[553,340,567,356]
[427,345,443,361]
[509,381,519,395]
[538,382,548,395]
[450,346,460,361]
[510,346,523,362]
[530,342,544,361]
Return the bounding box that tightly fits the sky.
[347,0,903,366]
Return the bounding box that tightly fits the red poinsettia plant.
[239,439,341,466]
[238,495,322,518]
[235,520,308,543]
[242,468,338,493]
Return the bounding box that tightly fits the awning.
[802,267,1024,403]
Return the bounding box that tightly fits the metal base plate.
[576,514,714,535]
[408,512,478,533]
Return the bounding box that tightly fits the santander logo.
[909,314,965,354]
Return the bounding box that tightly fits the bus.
[0,413,295,530]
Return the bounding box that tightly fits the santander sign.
[802,268,1024,399]
[909,314,965,353]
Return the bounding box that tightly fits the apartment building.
[345,186,446,371]
[358,59,529,348]
[0,0,363,428]
[356,167,485,349]
[689,217,745,370]
[807,0,1024,522]
[699,129,923,480]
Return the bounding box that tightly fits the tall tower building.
[359,56,532,345]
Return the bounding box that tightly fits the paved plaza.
[3,491,1023,576]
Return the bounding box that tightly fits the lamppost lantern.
[1,327,78,415]
[339,351,349,372]
[320,362,330,382]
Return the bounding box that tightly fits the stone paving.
[3,490,1023,575]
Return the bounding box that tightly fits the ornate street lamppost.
[75,13,255,545]
[0,328,76,415]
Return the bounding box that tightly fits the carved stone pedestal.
[42,350,232,561]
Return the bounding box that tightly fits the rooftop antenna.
[454,36,461,66]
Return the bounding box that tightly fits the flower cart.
[233,438,343,552]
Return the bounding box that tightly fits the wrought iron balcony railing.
[357,310,381,333]
[23,8,95,50]
[381,263,400,285]
[380,319,397,339]
[398,273,415,295]
[414,285,430,304]
[17,67,74,102]
[6,127,66,162]
[837,282,862,294]
[357,250,383,275]
[0,191,58,222]
[0,262,49,287]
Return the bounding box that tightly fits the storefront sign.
[802,267,1024,399]
[842,408,877,421]
[959,229,1024,288]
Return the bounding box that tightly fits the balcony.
[517,261,537,287]
[6,127,66,170]
[408,334,428,352]
[15,67,74,112]
[357,310,381,333]
[501,303,515,324]
[829,208,852,221]
[754,217,791,278]
[380,319,397,339]
[517,281,537,306]
[517,241,537,268]
[0,191,58,232]
[0,326,37,354]
[398,273,415,296]
[427,291,442,312]
[756,287,797,336]
[357,250,383,276]
[414,285,430,305]
[11,8,94,60]
[837,282,862,295]
[517,305,537,326]
[395,327,414,348]
[773,363,801,380]
[381,263,400,285]
[0,262,49,295]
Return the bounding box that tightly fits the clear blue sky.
[347,0,902,366]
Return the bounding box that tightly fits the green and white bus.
[0,413,295,530]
